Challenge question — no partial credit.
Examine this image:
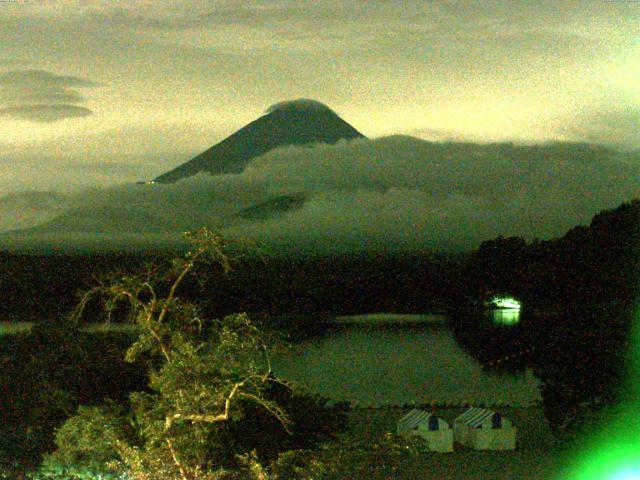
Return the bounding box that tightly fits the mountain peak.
[264,99,336,115]
[154,99,364,183]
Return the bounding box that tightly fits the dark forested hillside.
[466,199,639,308]
[0,249,461,323]
[462,199,640,434]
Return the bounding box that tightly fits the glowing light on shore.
[490,296,521,310]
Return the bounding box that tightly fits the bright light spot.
[559,306,640,480]
[561,428,640,480]
[490,296,521,310]
[609,467,640,480]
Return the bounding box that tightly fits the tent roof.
[398,409,435,431]
[455,407,499,428]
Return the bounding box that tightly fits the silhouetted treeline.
[469,200,638,307]
[202,252,463,317]
[0,324,147,471]
[0,249,463,323]
[0,251,161,321]
[457,199,640,434]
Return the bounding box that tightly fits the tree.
[527,200,639,435]
[44,229,292,480]
[470,235,527,301]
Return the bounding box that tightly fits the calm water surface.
[273,314,540,407]
[1,315,540,407]
[0,322,32,335]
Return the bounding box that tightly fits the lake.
[0,321,32,335]
[0,322,139,335]
[1,313,541,407]
[273,313,540,407]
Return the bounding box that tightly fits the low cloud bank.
[1,136,638,253]
[0,191,69,232]
[558,107,640,151]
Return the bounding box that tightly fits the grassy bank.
[306,406,563,480]
[1,403,567,479]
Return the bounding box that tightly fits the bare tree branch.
[167,438,192,480]
[240,392,292,434]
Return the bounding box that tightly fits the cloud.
[0,69,97,122]
[219,137,640,252]
[1,137,638,254]
[265,98,336,114]
[84,3,337,30]
[0,191,69,232]
[0,69,96,88]
[0,105,93,122]
[0,121,223,195]
[0,58,27,67]
[0,89,85,104]
[556,107,640,151]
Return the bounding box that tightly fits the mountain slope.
[154,99,365,183]
[0,191,69,232]
[226,192,306,222]
[9,206,173,234]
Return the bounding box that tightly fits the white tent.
[453,407,516,450]
[397,409,453,452]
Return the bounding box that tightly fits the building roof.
[398,409,434,431]
[455,407,499,428]
[398,409,450,432]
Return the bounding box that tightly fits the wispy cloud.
[0,105,92,122]
[0,69,97,122]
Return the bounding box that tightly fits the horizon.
[1,1,639,193]
[1,1,639,253]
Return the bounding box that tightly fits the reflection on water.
[0,322,32,335]
[489,309,521,326]
[4,317,539,407]
[273,314,540,407]
[0,322,138,335]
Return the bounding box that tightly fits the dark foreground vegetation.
[0,321,348,479]
[0,249,459,321]
[0,325,146,472]
[452,199,639,436]
[2,230,349,478]
[0,199,638,477]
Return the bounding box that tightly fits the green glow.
[611,467,640,480]
[490,308,521,325]
[559,304,640,480]
[559,423,640,480]
[490,296,521,310]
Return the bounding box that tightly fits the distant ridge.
[9,206,171,234]
[228,192,306,222]
[154,99,365,183]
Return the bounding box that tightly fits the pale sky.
[1,0,639,192]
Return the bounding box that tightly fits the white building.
[454,407,517,450]
[397,409,454,452]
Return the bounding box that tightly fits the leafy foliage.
[37,229,347,479]
[46,229,293,480]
